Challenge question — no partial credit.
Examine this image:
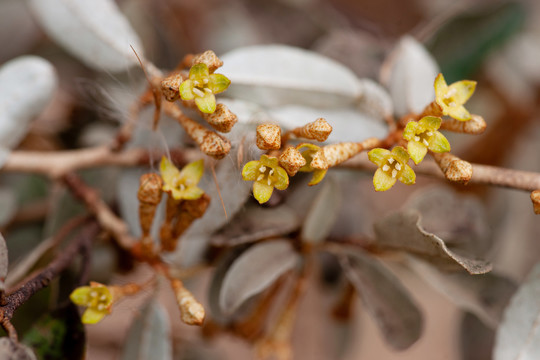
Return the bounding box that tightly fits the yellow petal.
[391,146,410,164]
[259,155,280,168]
[179,159,204,186]
[180,186,205,200]
[195,93,217,113]
[189,63,210,81]
[428,131,450,153]
[368,148,391,167]
[434,73,448,106]
[70,286,91,306]
[82,308,108,324]
[208,73,231,94]
[407,140,428,165]
[242,161,260,181]
[403,121,419,141]
[179,79,195,100]
[418,116,441,131]
[448,105,471,121]
[273,167,289,190]
[160,157,181,189]
[398,165,416,185]
[373,168,396,192]
[253,181,274,204]
[308,169,327,186]
[448,80,476,105]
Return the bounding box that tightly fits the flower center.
[413,131,433,147]
[88,290,109,311]
[256,165,276,186]
[172,176,187,191]
[192,79,211,98]
[381,158,402,179]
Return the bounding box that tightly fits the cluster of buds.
[368,73,482,191]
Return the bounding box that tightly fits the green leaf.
[427,2,525,81]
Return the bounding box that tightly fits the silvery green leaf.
[301,176,340,244]
[0,337,36,360]
[28,0,143,72]
[495,263,540,360]
[357,79,393,119]
[219,239,300,316]
[120,299,172,360]
[0,56,57,166]
[338,247,423,350]
[382,36,439,117]
[219,45,362,107]
[0,189,16,227]
[374,210,491,274]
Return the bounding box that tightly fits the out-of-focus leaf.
[0,190,16,228]
[301,177,340,244]
[211,204,300,247]
[23,304,85,360]
[338,247,423,350]
[494,263,540,360]
[461,312,495,360]
[0,56,57,166]
[357,79,393,119]
[373,210,491,274]
[219,239,300,316]
[120,299,172,360]
[0,338,36,360]
[219,45,362,107]
[0,233,7,283]
[5,236,55,289]
[427,2,525,82]
[409,257,516,328]
[28,0,144,72]
[382,36,439,117]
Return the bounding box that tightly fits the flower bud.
[432,152,473,184]
[292,118,332,142]
[256,124,281,150]
[201,103,238,133]
[170,279,205,326]
[192,50,223,73]
[278,147,306,176]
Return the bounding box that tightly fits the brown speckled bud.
[420,101,443,118]
[310,149,329,170]
[192,50,223,73]
[321,142,363,167]
[440,114,487,135]
[170,279,205,326]
[432,152,473,184]
[256,124,281,150]
[293,118,332,142]
[531,190,540,214]
[137,173,163,237]
[160,73,183,102]
[201,103,238,133]
[279,147,306,176]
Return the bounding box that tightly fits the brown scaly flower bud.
[160,196,180,252]
[170,278,205,326]
[200,103,238,133]
[531,190,540,215]
[440,114,487,135]
[278,146,306,176]
[419,100,443,119]
[160,73,184,102]
[292,118,332,142]
[432,152,473,184]
[256,124,282,150]
[137,173,163,238]
[192,50,223,73]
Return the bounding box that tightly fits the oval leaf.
[120,299,172,360]
[339,248,423,350]
[28,0,143,72]
[0,56,57,157]
[382,36,439,117]
[0,189,16,227]
[373,210,492,274]
[0,233,7,283]
[219,239,300,315]
[219,45,363,107]
[494,262,540,360]
[0,337,36,360]
[301,176,340,244]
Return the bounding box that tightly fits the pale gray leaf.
[357,79,394,119]
[373,210,491,274]
[409,257,516,329]
[5,237,55,289]
[219,45,362,107]
[382,36,439,117]
[301,177,340,244]
[219,239,300,315]
[120,299,172,360]
[339,248,423,350]
[0,189,16,227]
[211,204,300,246]
[0,233,7,282]
[0,56,57,161]
[494,263,540,360]
[28,0,143,72]
[0,337,36,360]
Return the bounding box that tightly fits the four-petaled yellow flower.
[368,146,415,192]
[403,116,450,164]
[434,73,476,121]
[70,282,113,324]
[242,155,289,204]
[179,63,230,114]
[160,157,205,201]
[297,143,327,186]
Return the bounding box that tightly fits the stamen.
[203,78,209,84]
[267,178,272,186]
[259,166,266,173]
[395,163,402,171]
[90,291,98,298]
[100,295,107,301]
[387,158,394,164]
[192,88,205,97]
[193,80,200,87]
[269,169,274,176]
[179,184,186,191]
[382,164,390,172]
[414,136,420,142]
[97,304,106,311]
[391,169,398,178]
[423,139,429,146]
[204,88,212,94]
[426,131,433,136]
[257,174,264,181]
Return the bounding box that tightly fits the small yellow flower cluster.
[179,63,230,114]
[368,73,477,192]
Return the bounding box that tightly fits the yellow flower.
[242,155,289,204]
[434,73,476,121]
[70,282,113,324]
[160,157,205,201]
[296,143,327,186]
[368,146,415,191]
[179,63,230,113]
[403,116,450,164]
